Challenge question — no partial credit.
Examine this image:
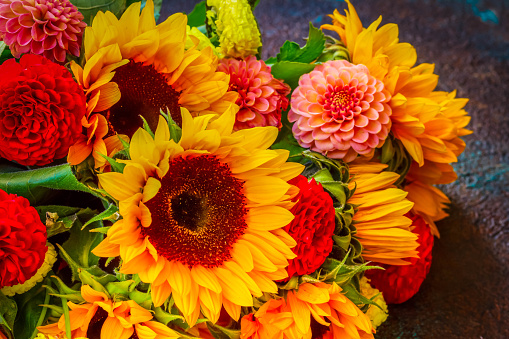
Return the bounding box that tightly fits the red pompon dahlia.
[0,189,47,288]
[218,56,291,130]
[0,54,86,166]
[289,59,392,162]
[0,0,86,63]
[365,212,434,304]
[284,175,336,279]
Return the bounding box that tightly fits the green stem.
[30,288,51,339]
[61,297,72,339]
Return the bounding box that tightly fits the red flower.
[365,212,434,304]
[284,175,336,279]
[0,189,47,288]
[0,54,86,166]
[218,56,290,130]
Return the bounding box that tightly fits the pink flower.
[289,60,392,162]
[0,0,86,63]
[218,56,290,130]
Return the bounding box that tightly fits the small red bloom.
[0,189,47,288]
[218,56,291,130]
[0,54,86,166]
[365,212,434,304]
[284,175,336,279]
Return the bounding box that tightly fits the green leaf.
[70,0,126,25]
[154,306,185,325]
[187,1,206,28]
[0,163,105,205]
[0,292,16,338]
[99,153,127,173]
[0,43,12,65]
[0,42,6,58]
[162,110,182,143]
[36,205,81,237]
[276,23,325,64]
[12,279,48,339]
[270,61,315,90]
[206,322,241,339]
[271,132,306,162]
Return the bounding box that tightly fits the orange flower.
[241,282,374,338]
[37,285,180,339]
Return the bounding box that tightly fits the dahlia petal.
[6,17,21,33]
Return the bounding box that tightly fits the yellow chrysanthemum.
[241,282,374,338]
[68,0,237,168]
[1,243,57,296]
[37,285,180,339]
[207,0,262,58]
[322,1,470,234]
[92,106,304,326]
[359,276,388,329]
[348,161,418,265]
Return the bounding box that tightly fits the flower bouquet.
[0,0,470,338]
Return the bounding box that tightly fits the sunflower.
[321,1,470,233]
[92,106,304,326]
[348,161,418,265]
[68,0,238,168]
[37,285,180,339]
[241,282,374,338]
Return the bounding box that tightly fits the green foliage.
[162,110,183,143]
[270,61,315,91]
[70,0,126,25]
[12,278,51,339]
[0,163,106,205]
[207,322,241,339]
[35,205,81,238]
[0,292,16,339]
[0,42,12,65]
[379,135,411,187]
[187,1,207,27]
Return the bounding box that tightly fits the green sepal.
[316,36,351,63]
[89,226,112,234]
[154,306,186,325]
[162,110,182,143]
[82,204,119,229]
[341,282,382,311]
[70,0,126,25]
[105,280,136,299]
[206,322,241,339]
[129,289,152,309]
[187,1,206,28]
[39,304,63,318]
[140,115,155,138]
[277,276,299,290]
[99,153,127,173]
[78,270,110,296]
[378,134,411,187]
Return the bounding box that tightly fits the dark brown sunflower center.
[105,60,181,137]
[142,155,248,268]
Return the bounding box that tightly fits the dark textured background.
[162,1,509,337]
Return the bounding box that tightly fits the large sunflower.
[348,161,418,265]
[68,0,237,168]
[92,106,304,326]
[321,1,470,234]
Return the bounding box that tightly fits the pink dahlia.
[218,56,290,130]
[288,60,392,162]
[0,0,86,63]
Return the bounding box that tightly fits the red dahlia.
[365,212,434,304]
[284,175,336,279]
[0,54,86,166]
[0,189,47,288]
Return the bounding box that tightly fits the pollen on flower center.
[105,60,181,137]
[143,155,248,268]
[323,85,360,121]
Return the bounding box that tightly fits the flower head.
[92,107,304,326]
[218,56,291,130]
[289,59,392,162]
[348,161,418,265]
[68,0,237,168]
[0,0,86,63]
[37,285,180,339]
[207,0,262,58]
[0,54,86,166]
[359,276,388,329]
[283,175,335,279]
[365,212,434,304]
[241,282,374,338]
[0,189,47,289]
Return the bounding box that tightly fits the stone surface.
[162,0,509,337]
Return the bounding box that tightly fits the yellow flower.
[37,285,180,339]
[68,0,237,168]
[207,0,262,58]
[92,107,304,326]
[348,161,418,265]
[241,282,374,338]
[359,277,388,329]
[322,1,470,234]
[1,243,57,296]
